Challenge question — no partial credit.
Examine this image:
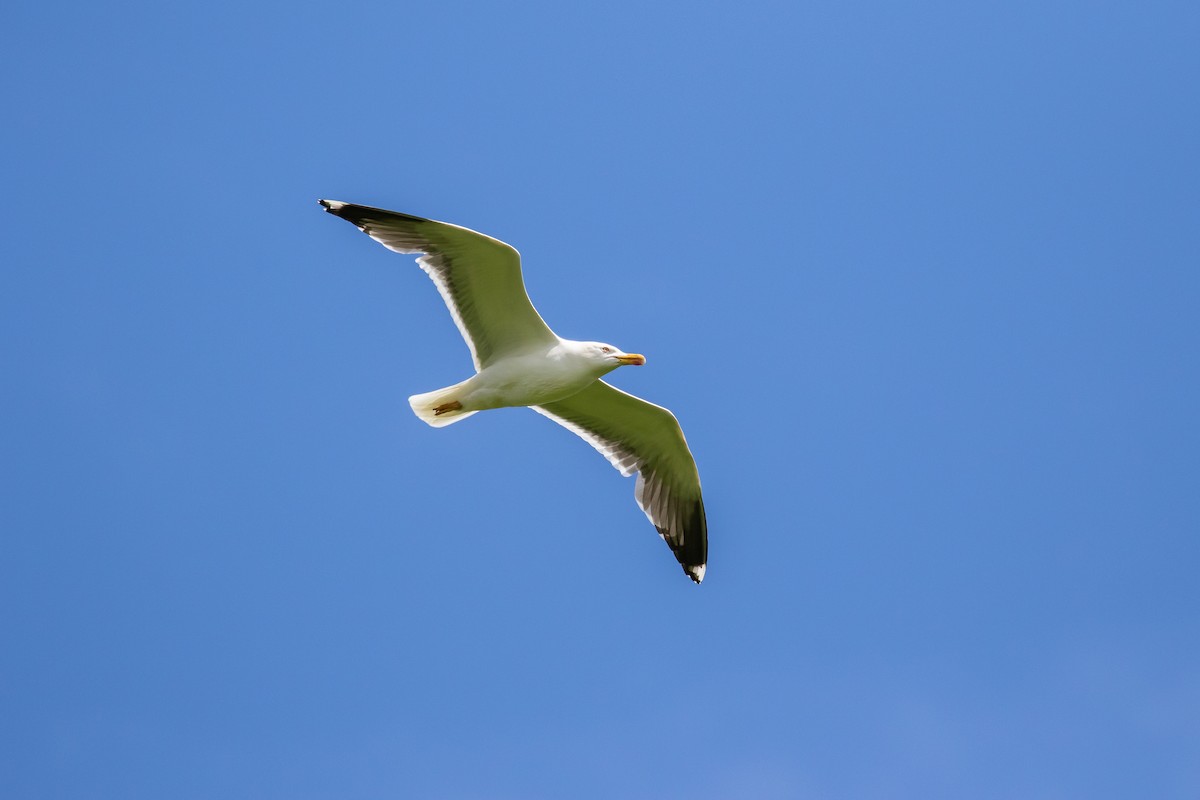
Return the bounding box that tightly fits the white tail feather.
[408,379,478,428]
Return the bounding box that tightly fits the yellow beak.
[616,353,646,366]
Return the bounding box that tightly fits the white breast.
[462,346,601,410]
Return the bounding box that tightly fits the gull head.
[580,341,646,373]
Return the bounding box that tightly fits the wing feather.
[533,381,707,583]
[319,200,558,370]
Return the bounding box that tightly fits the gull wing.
[319,200,559,370]
[533,381,708,583]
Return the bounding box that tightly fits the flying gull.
[319,200,708,583]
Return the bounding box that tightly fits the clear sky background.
[3,1,1198,797]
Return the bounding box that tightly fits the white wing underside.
[319,200,558,371]
[533,381,708,582]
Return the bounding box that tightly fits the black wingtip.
[659,501,707,584]
[319,200,364,227]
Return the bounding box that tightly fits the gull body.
[319,199,707,583]
[411,340,646,424]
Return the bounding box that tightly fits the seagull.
[319,200,708,583]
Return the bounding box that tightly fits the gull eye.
[601,346,614,354]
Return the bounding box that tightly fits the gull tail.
[408,380,478,428]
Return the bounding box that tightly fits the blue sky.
[3,1,1198,797]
